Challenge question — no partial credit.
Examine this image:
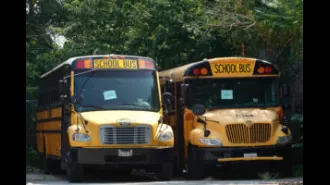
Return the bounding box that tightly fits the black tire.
[279,147,293,178]
[173,159,183,177]
[156,162,174,181]
[279,161,292,178]
[41,140,52,174]
[187,158,204,180]
[42,154,51,174]
[50,159,63,175]
[187,145,204,180]
[110,170,132,177]
[43,157,62,175]
[66,162,84,183]
[65,151,83,183]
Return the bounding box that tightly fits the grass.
[258,172,279,180]
[293,164,303,177]
[26,146,42,173]
[26,165,41,173]
[258,163,303,181]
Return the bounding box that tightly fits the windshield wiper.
[79,104,107,111]
[119,103,151,110]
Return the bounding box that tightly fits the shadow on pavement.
[33,165,301,183]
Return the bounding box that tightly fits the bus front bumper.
[69,147,174,165]
[191,144,291,165]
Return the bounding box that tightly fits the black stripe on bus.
[48,155,61,160]
[37,117,61,124]
[36,130,61,134]
[37,102,63,111]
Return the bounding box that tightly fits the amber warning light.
[193,68,209,76]
[75,59,92,69]
[139,59,155,69]
[256,66,273,74]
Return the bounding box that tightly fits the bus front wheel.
[65,152,84,182]
[66,163,83,182]
[278,161,292,177]
[42,155,51,174]
[187,145,204,180]
[156,162,174,181]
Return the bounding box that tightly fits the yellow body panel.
[37,108,173,158]
[159,57,277,83]
[36,65,173,160]
[36,107,62,157]
[185,107,289,147]
[159,57,291,164]
[68,110,174,148]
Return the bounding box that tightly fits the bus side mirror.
[162,92,174,115]
[71,93,84,105]
[165,79,172,92]
[192,104,206,116]
[181,84,189,105]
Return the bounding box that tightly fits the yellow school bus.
[159,57,292,179]
[36,54,174,182]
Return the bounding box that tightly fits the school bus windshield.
[74,70,160,112]
[187,77,279,109]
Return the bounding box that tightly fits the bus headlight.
[158,132,173,141]
[72,133,91,142]
[276,135,292,145]
[200,138,223,146]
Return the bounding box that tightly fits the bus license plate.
[244,153,257,158]
[118,149,133,157]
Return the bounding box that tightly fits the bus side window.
[50,71,59,105]
[50,66,71,105]
[38,75,51,108]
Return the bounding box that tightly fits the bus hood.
[203,108,278,123]
[80,110,161,125]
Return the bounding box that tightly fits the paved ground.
[26,172,303,185]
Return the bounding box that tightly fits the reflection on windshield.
[74,70,160,112]
[187,77,279,109]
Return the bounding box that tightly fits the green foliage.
[26,1,303,174]
[204,0,303,62]
[26,0,69,95]
[55,0,232,69]
[26,146,41,167]
[254,0,303,61]
[26,0,303,99]
[258,171,279,180]
[293,164,303,177]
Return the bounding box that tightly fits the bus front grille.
[225,123,271,144]
[100,125,151,145]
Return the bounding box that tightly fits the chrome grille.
[100,125,151,144]
[225,123,271,144]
